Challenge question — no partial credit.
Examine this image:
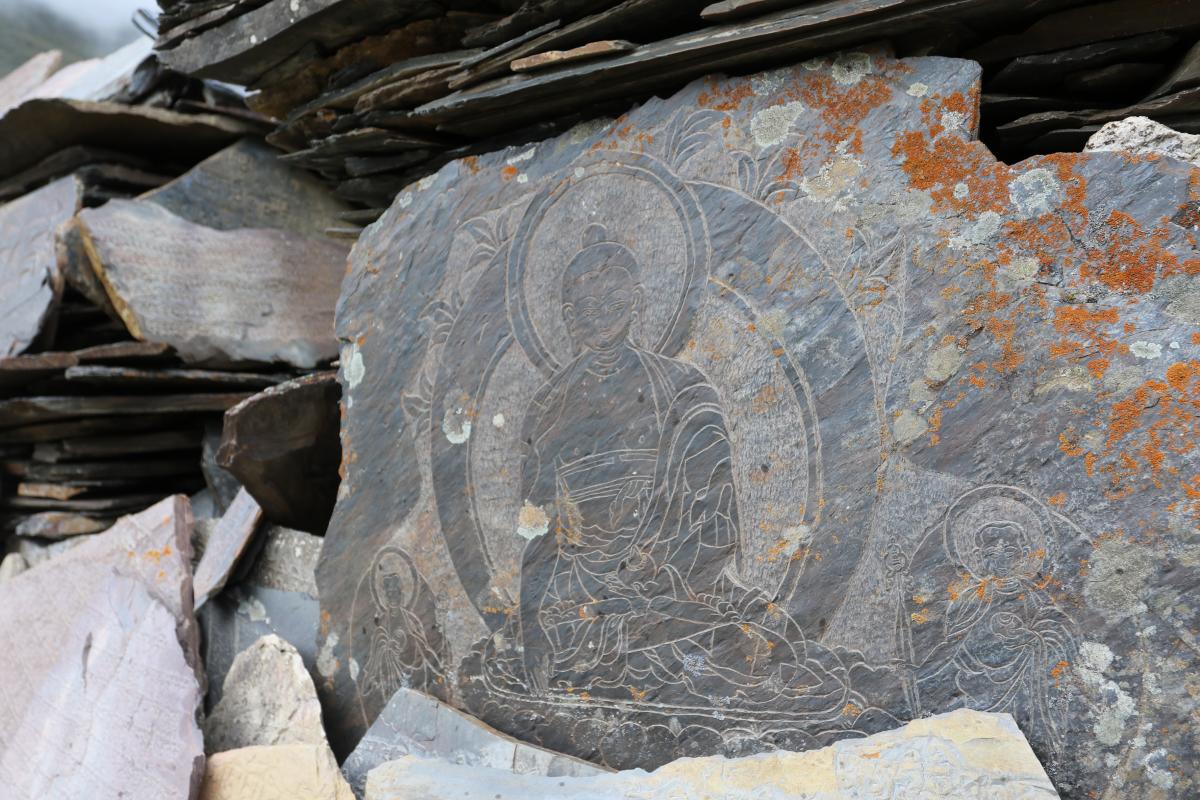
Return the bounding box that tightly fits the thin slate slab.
[0,496,203,798]
[77,199,347,367]
[0,50,62,115]
[0,175,81,356]
[343,688,606,797]
[318,52,1200,797]
[0,98,255,182]
[194,486,264,608]
[217,372,342,533]
[364,709,1058,799]
[141,137,353,236]
[199,744,355,800]
[203,634,327,753]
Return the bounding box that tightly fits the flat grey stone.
[363,709,1058,799]
[203,634,327,753]
[317,51,1200,798]
[342,688,605,797]
[0,497,204,799]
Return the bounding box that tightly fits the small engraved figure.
[912,487,1077,754]
[473,224,872,725]
[361,547,448,702]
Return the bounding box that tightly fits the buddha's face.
[975,522,1028,579]
[562,265,641,353]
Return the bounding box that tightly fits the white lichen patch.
[237,595,269,623]
[1130,341,1162,359]
[1009,167,1061,217]
[516,173,528,184]
[924,342,962,384]
[953,182,969,200]
[398,192,413,208]
[349,657,360,682]
[800,156,862,206]
[1005,256,1040,282]
[750,101,806,148]
[343,343,365,388]
[893,409,928,446]
[940,110,966,131]
[317,632,340,678]
[949,210,1001,250]
[831,52,872,85]
[506,147,536,164]
[1074,641,1134,747]
[516,501,549,540]
[906,82,929,97]
[442,414,471,444]
[491,413,506,429]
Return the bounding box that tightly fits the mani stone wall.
[315,52,1200,799]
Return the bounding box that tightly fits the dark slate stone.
[317,52,1200,799]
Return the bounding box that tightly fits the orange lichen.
[1083,210,1200,294]
[697,80,754,111]
[500,165,518,181]
[1047,492,1067,507]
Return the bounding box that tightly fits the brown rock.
[510,40,636,73]
[217,372,341,533]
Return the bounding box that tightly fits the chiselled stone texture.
[0,496,204,799]
[199,744,354,800]
[203,634,328,753]
[364,709,1057,799]
[318,52,1200,797]
[342,687,606,796]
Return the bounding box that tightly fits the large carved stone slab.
[318,52,1200,797]
[0,496,204,798]
[76,199,347,367]
[0,175,81,356]
[364,709,1058,799]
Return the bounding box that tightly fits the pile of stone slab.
[149,0,1200,218]
[0,43,348,565]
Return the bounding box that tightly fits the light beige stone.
[200,744,354,800]
[0,552,27,583]
[365,709,1059,799]
[203,634,327,753]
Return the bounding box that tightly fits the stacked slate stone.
[150,0,1200,221]
[0,42,348,564]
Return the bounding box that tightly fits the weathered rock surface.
[318,52,1200,797]
[0,496,204,798]
[0,51,62,115]
[195,486,264,608]
[0,175,80,356]
[343,687,605,796]
[203,634,327,753]
[13,512,112,539]
[142,137,352,235]
[200,744,355,800]
[217,371,342,533]
[199,525,323,711]
[365,709,1057,799]
[1084,115,1200,167]
[77,199,347,367]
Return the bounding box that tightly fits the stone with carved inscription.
[0,496,204,799]
[317,51,1200,798]
[364,709,1058,799]
[203,634,328,753]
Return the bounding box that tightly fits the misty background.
[0,0,149,72]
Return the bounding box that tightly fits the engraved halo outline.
[943,484,1052,580]
[505,150,709,374]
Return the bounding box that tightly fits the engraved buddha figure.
[915,509,1076,753]
[494,224,866,723]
